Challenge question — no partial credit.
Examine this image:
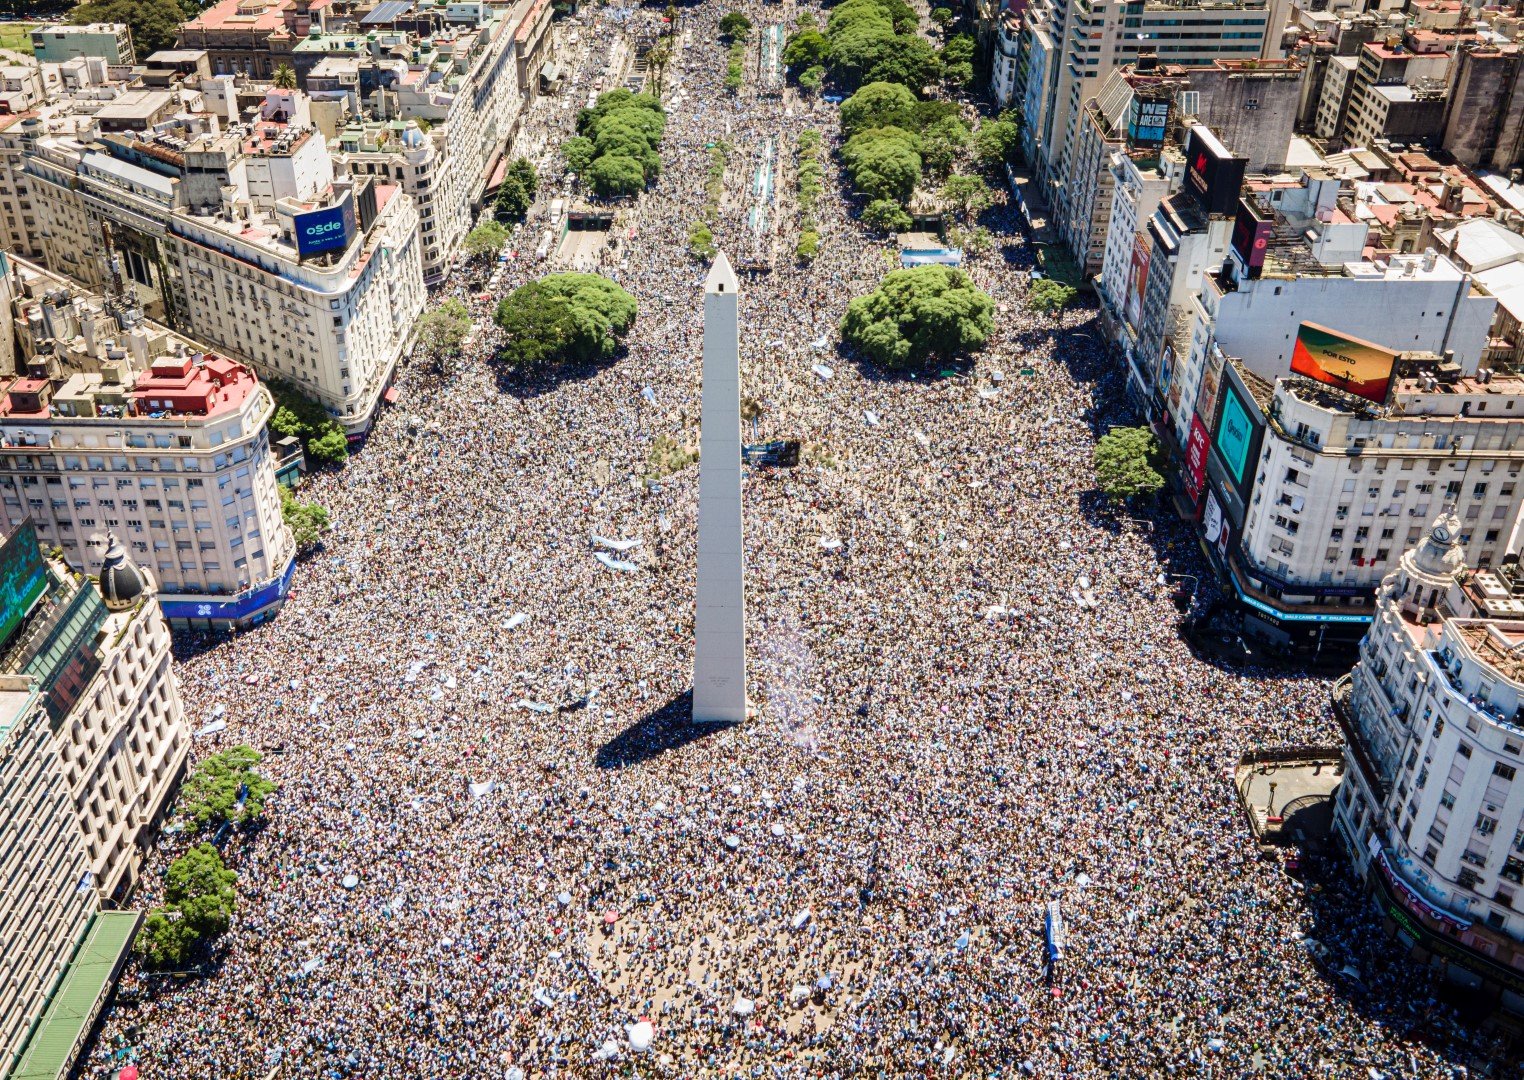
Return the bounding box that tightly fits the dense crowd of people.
[90,1,1509,1076]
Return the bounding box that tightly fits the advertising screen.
[1214,381,1255,488]
[1290,322,1397,404]
[0,520,49,648]
[1231,199,1274,279]
[293,192,356,258]
[1184,416,1210,506]
[1128,97,1170,148]
[1183,127,1247,217]
[1125,234,1150,328]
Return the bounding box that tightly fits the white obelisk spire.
[693,251,746,724]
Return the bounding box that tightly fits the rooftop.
[183,0,334,33]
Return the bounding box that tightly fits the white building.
[1217,365,1524,650]
[991,10,1022,111]
[23,102,425,434]
[0,254,298,627]
[1334,514,1524,1006]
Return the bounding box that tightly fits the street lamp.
[1159,572,1198,613]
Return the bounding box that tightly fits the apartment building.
[0,253,298,627]
[29,22,136,65]
[1333,515,1524,1007]
[0,513,183,1078]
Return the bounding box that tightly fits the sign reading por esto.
[293,192,356,258]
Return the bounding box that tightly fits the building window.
[1496,763,1517,782]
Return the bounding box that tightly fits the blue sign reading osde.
[294,193,355,258]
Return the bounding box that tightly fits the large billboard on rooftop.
[1290,322,1397,405]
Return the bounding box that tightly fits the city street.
[87,1,1508,1076]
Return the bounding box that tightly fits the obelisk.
[692,251,746,724]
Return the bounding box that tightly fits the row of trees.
[136,745,276,968]
[795,130,825,262]
[565,90,666,199]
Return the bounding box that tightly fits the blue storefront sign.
[159,555,297,623]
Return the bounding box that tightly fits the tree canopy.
[783,28,830,70]
[415,297,473,359]
[974,119,1021,169]
[268,382,348,467]
[177,744,277,829]
[839,266,995,368]
[576,91,665,197]
[719,11,752,39]
[494,157,538,221]
[1094,427,1165,500]
[71,0,197,56]
[562,135,596,176]
[493,273,637,369]
[824,0,935,89]
[862,198,913,234]
[463,221,509,259]
[1028,277,1078,314]
[137,844,238,969]
[281,485,331,553]
[840,81,919,138]
[842,126,922,205]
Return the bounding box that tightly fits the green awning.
[10,911,141,1080]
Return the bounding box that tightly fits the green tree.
[463,221,510,258]
[861,198,912,233]
[719,11,752,39]
[840,81,918,138]
[974,119,1021,169]
[839,265,995,368]
[798,65,825,94]
[268,382,348,467]
[281,485,330,553]
[796,11,817,29]
[783,28,830,69]
[493,273,637,369]
[494,157,539,221]
[70,0,198,56]
[827,23,899,87]
[940,173,990,221]
[688,220,717,260]
[1028,277,1078,315]
[930,6,954,28]
[136,844,239,968]
[272,63,297,90]
[725,40,745,92]
[864,34,942,90]
[796,229,822,261]
[588,153,647,197]
[941,32,976,66]
[562,135,596,176]
[841,126,922,204]
[1094,427,1165,500]
[178,745,277,829]
[495,176,531,221]
[920,115,970,179]
[943,60,973,90]
[415,297,473,359]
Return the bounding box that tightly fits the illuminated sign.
[1214,382,1254,487]
[1128,97,1170,148]
[1182,127,1247,217]
[293,192,356,258]
[1231,198,1274,279]
[1290,322,1397,404]
[1184,416,1210,506]
[0,520,49,649]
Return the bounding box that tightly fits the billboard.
[1125,234,1150,328]
[1231,199,1274,280]
[0,520,49,648]
[1184,416,1210,506]
[1128,96,1170,148]
[293,191,356,258]
[1182,127,1247,217]
[1203,489,1232,562]
[1214,381,1256,488]
[1290,322,1397,404]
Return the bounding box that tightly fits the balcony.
[1333,674,1390,802]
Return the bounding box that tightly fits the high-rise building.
[28,22,136,65]
[1333,513,1524,1005]
[0,516,185,1078]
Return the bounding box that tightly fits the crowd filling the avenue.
[86,1,1514,1077]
